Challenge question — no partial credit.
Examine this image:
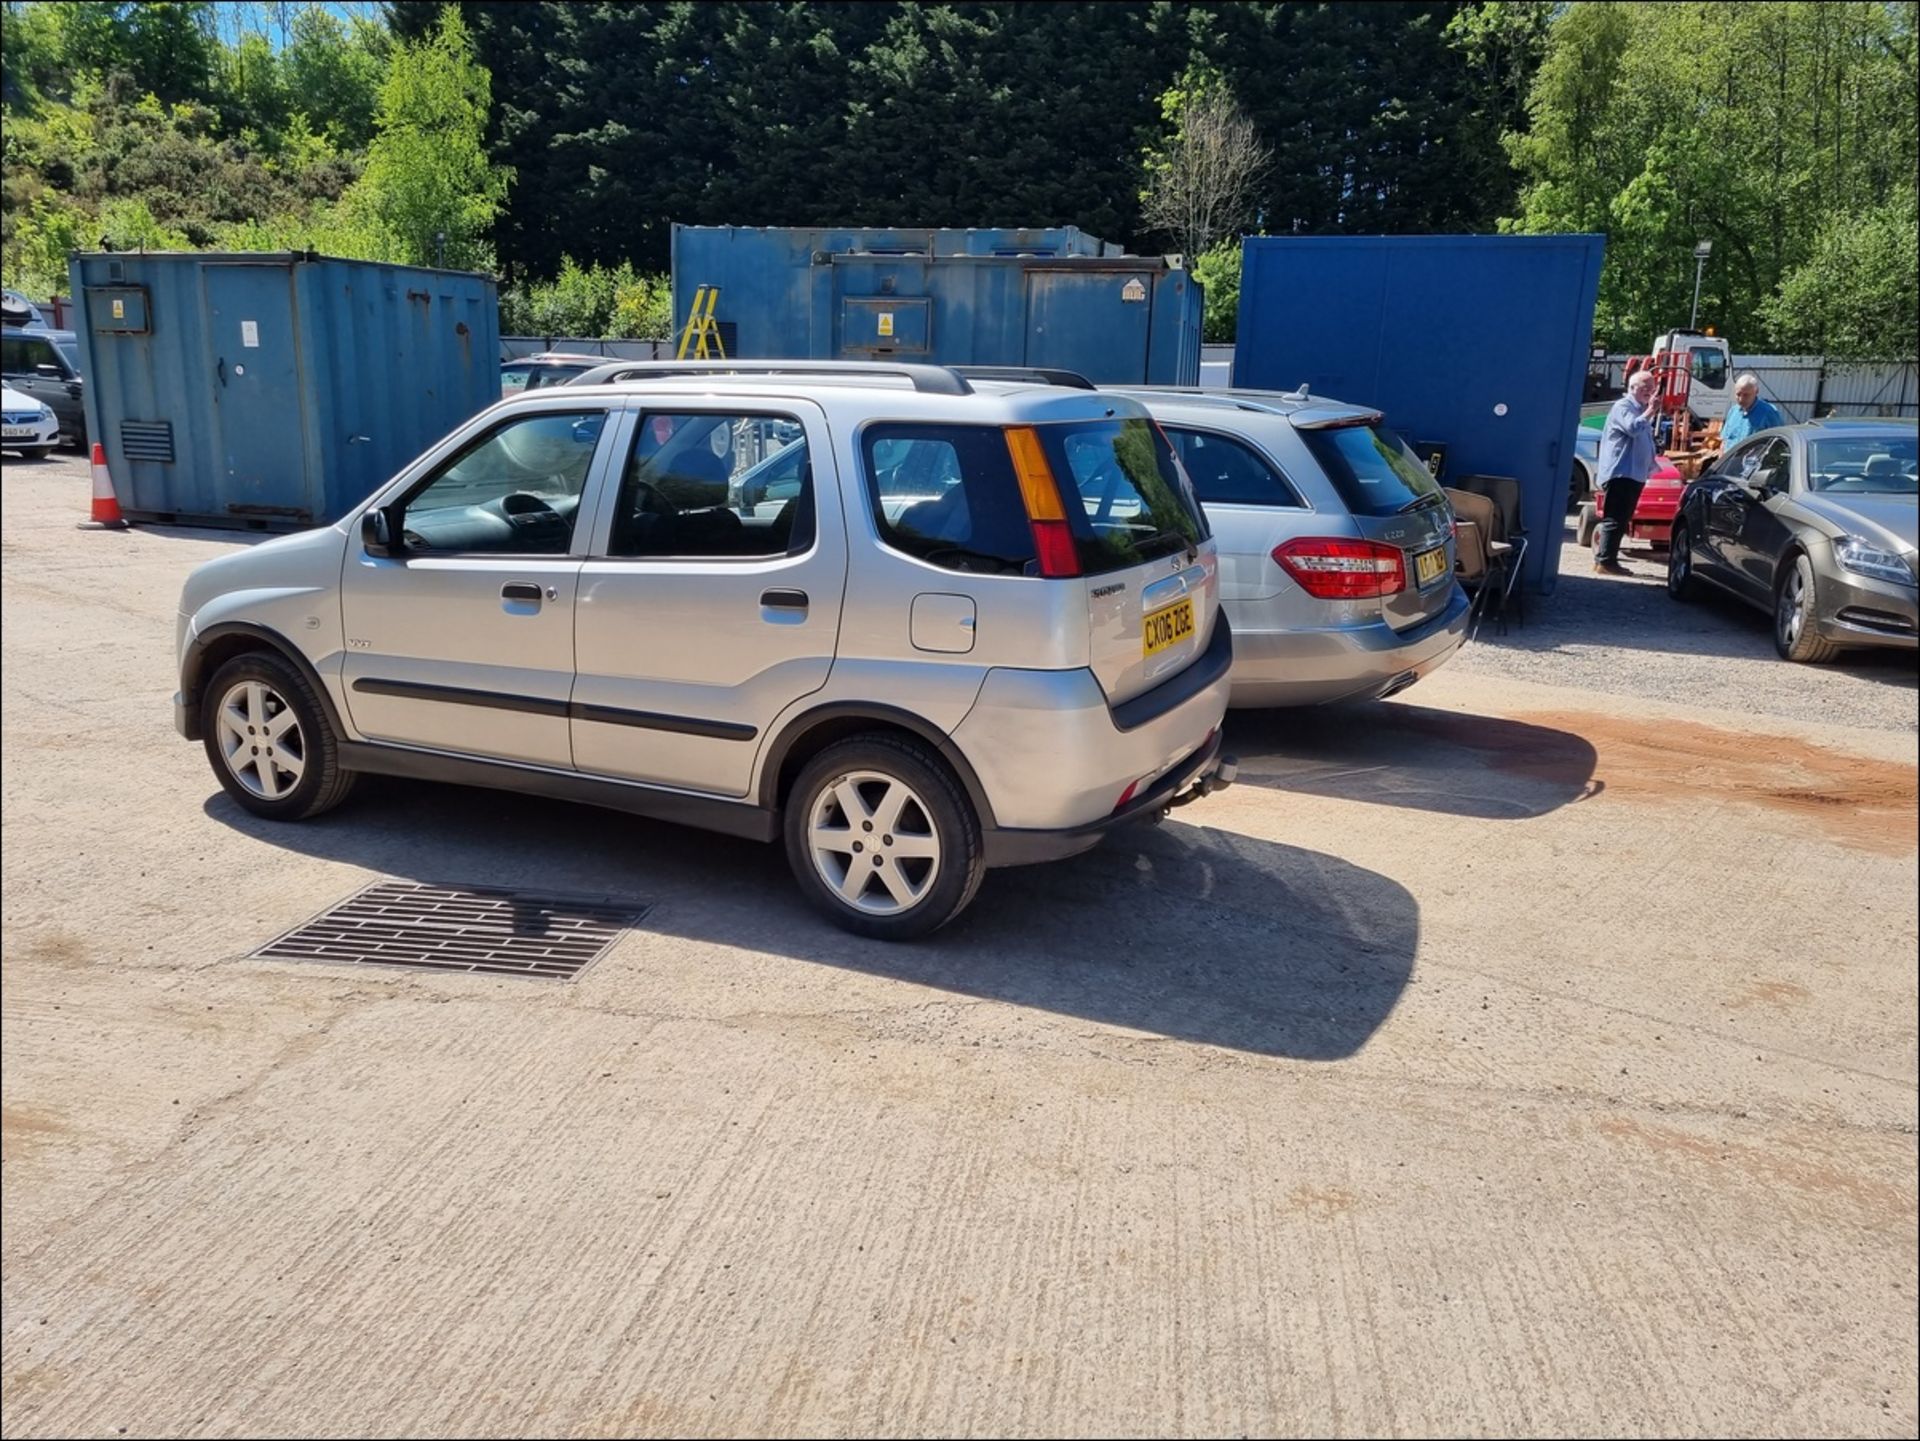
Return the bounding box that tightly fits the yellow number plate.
[1143,597,1196,657]
[1414,545,1448,586]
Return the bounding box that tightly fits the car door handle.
[501,582,543,602]
[760,589,808,611]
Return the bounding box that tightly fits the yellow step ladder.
[676,285,727,359]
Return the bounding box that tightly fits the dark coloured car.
[0,327,85,448]
[1666,420,1918,662]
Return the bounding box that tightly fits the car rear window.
[1297,421,1445,517]
[1034,418,1206,570]
[862,419,1204,579]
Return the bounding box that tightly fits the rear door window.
[1297,422,1445,517]
[862,424,1037,575]
[1166,427,1302,506]
[610,411,814,558]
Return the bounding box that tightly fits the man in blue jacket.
[1718,373,1786,448]
[1593,368,1659,575]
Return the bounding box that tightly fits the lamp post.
[1690,240,1712,330]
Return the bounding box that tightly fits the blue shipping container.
[672,226,1201,386]
[70,251,499,530]
[1232,234,1606,593]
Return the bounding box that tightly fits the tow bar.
[1168,754,1237,809]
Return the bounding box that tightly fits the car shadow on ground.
[1225,703,1601,821]
[204,780,1418,1062]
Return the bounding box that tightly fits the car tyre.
[1666,522,1700,602]
[200,651,359,819]
[1773,552,1841,664]
[1575,502,1598,548]
[1567,460,1590,514]
[784,733,985,941]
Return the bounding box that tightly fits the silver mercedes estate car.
[173,361,1235,939]
[1108,387,1469,707]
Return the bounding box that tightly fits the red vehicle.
[1575,453,1685,552]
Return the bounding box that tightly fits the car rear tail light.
[1272,537,1407,600]
[1005,426,1081,578]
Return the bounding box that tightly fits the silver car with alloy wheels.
[1667,418,1918,662]
[1106,387,1469,707]
[173,360,1234,940]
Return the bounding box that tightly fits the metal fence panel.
[1599,354,1917,420]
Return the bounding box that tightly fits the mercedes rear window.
[1298,421,1445,517]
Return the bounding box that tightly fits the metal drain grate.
[252,881,650,980]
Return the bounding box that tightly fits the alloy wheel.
[807,769,942,915]
[215,680,307,800]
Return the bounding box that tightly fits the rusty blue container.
[68,251,498,530]
[671,226,1201,385]
[1232,234,1606,594]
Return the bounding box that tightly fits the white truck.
[1648,328,1733,426]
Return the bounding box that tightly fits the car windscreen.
[1808,434,1918,494]
[1297,421,1446,517]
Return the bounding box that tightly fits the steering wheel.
[501,491,562,522]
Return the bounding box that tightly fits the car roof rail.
[948,365,1096,391]
[567,359,974,396]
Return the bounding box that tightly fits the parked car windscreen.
[1807,433,1918,494]
[1298,421,1446,516]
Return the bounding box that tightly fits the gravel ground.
[1454,516,1919,734]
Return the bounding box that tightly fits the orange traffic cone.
[77,441,128,530]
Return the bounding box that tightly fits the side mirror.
[361,508,397,557]
[35,362,64,379]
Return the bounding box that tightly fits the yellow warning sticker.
[112,298,125,318]
[877,312,895,337]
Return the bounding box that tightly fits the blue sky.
[208,2,388,50]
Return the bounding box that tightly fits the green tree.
[51,1,221,109]
[1764,191,1920,359]
[349,7,509,269]
[218,30,289,140]
[1140,63,1270,262]
[283,10,390,150]
[1505,1,1919,351]
[1190,240,1241,343]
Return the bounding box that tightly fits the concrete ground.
[4,450,1916,1438]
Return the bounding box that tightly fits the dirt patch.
[2,1105,69,1162]
[1595,1115,1912,1226]
[1730,980,1812,1010]
[1399,708,1916,854]
[1286,1184,1360,1219]
[8,930,90,970]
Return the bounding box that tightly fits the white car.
[1,383,61,458]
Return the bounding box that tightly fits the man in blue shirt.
[1593,368,1659,574]
[1718,373,1786,448]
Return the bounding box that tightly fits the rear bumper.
[982,730,1235,867]
[1226,584,1471,708]
[952,616,1233,837]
